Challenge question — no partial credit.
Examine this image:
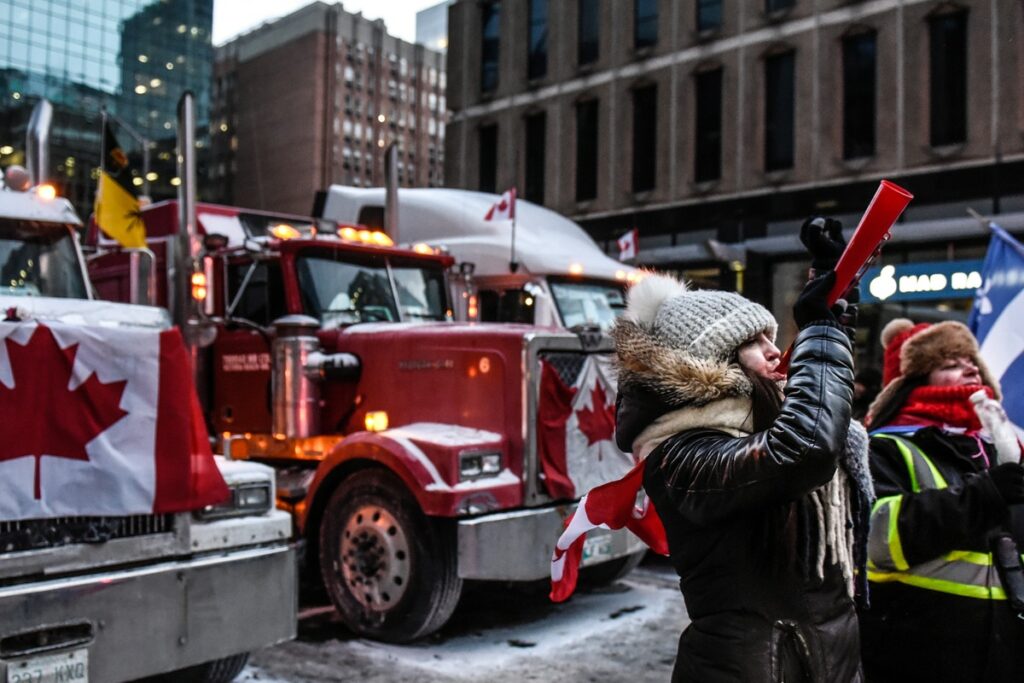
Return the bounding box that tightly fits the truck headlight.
[459,451,502,481]
[197,482,273,520]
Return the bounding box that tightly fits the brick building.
[444,0,1024,351]
[210,2,446,215]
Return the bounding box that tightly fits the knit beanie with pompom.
[628,273,778,362]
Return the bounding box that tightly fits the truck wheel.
[319,469,463,643]
[579,550,646,588]
[154,653,249,683]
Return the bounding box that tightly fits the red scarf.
[887,384,993,434]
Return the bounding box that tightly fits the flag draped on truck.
[0,320,227,520]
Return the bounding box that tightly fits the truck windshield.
[0,220,87,299]
[296,254,448,326]
[549,279,626,332]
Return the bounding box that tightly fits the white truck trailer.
[315,187,640,332]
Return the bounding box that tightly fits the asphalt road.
[240,556,688,682]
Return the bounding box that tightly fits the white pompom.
[626,272,687,325]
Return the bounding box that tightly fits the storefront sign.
[861,260,984,303]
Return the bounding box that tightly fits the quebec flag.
[969,224,1024,440]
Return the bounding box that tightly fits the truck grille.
[0,515,174,554]
[539,351,590,386]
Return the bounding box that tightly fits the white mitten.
[971,390,1023,465]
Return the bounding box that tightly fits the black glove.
[989,462,1024,505]
[832,284,859,342]
[793,270,837,330]
[800,216,847,272]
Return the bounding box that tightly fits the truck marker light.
[467,295,479,319]
[191,271,207,301]
[270,223,300,240]
[412,242,435,255]
[338,226,359,241]
[371,231,394,246]
[568,263,584,276]
[478,357,491,374]
[615,270,627,281]
[35,183,57,200]
[357,229,373,243]
[365,411,389,432]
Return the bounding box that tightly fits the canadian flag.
[484,188,517,221]
[0,320,228,521]
[617,228,639,261]
[549,460,668,603]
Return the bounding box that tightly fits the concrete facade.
[211,2,446,215]
[445,0,1024,262]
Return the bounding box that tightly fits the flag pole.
[510,208,518,273]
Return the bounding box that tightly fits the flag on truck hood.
[484,188,516,221]
[95,120,146,248]
[0,320,228,520]
[969,223,1024,441]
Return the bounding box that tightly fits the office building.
[0,0,214,214]
[211,2,447,215]
[445,0,1024,356]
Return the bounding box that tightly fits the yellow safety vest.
[867,434,1008,600]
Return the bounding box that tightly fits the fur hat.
[613,273,777,407]
[867,318,1001,421]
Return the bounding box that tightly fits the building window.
[766,0,794,13]
[694,68,723,183]
[578,0,600,66]
[524,112,546,204]
[697,0,722,32]
[479,124,497,192]
[928,9,968,147]
[576,99,599,201]
[635,0,658,49]
[527,0,548,80]
[842,30,876,160]
[632,84,657,192]
[481,2,501,93]
[764,50,795,172]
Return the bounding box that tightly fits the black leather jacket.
[642,324,860,682]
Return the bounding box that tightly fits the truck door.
[211,256,286,435]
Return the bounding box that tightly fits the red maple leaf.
[0,325,128,499]
[576,382,616,447]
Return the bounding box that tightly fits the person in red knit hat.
[860,318,1024,682]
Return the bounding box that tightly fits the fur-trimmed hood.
[612,316,753,408]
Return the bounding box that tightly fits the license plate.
[6,648,88,683]
[581,532,614,566]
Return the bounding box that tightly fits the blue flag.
[969,224,1024,439]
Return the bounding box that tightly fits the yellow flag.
[95,171,145,247]
[95,121,145,248]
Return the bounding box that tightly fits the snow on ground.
[246,567,687,682]
[347,580,678,678]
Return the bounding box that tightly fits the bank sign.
[861,260,984,303]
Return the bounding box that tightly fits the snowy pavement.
[240,561,687,682]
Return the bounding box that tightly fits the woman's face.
[737,332,784,382]
[928,355,981,387]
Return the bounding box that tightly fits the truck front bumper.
[0,539,296,683]
[456,503,646,581]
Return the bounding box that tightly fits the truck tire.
[153,653,249,683]
[579,549,646,588]
[319,469,463,643]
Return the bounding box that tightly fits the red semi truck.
[86,200,644,642]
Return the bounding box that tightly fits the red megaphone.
[777,180,914,374]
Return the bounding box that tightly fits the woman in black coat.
[613,221,872,682]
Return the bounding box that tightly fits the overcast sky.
[212,0,442,46]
